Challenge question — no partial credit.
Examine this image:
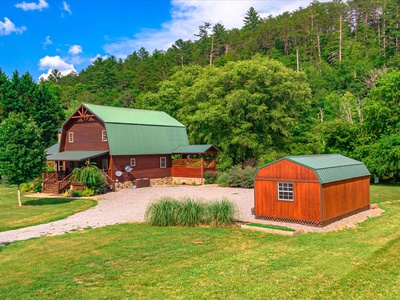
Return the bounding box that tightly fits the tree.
[243,7,261,30]
[0,71,64,147]
[138,56,311,166]
[0,113,46,206]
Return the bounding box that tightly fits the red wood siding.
[61,118,109,152]
[255,160,319,181]
[255,160,321,222]
[254,180,321,222]
[172,167,215,178]
[111,155,172,181]
[322,176,370,221]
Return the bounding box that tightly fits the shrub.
[204,171,218,184]
[72,189,83,197]
[81,188,94,197]
[228,165,257,188]
[32,178,42,192]
[176,198,205,227]
[217,172,229,187]
[205,199,235,226]
[21,183,31,193]
[145,197,180,226]
[72,161,106,195]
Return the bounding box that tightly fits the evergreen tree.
[243,7,261,30]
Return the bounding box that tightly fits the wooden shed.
[254,154,371,227]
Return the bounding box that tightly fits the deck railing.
[42,172,58,191]
[102,170,115,191]
[172,158,216,168]
[58,173,72,193]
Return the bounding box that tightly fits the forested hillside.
[2,0,400,180]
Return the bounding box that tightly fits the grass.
[0,184,97,232]
[0,184,399,299]
[245,223,295,232]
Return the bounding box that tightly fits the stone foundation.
[116,177,204,189]
[171,177,203,185]
[150,177,173,186]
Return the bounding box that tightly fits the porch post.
[201,154,204,185]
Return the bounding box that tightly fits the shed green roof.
[83,103,185,127]
[263,154,370,184]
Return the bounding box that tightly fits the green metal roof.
[106,123,189,155]
[47,150,108,161]
[173,144,219,154]
[46,143,60,155]
[83,103,185,127]
[260,154,370,184]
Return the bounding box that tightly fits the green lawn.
[0,185,399,299]
[0,184,97,232]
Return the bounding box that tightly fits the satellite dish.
[124,165,132,172]
[115,171,123,177]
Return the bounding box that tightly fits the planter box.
[241,224,304,236]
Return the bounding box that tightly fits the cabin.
[254,154,371,227]
[43,103,219,194]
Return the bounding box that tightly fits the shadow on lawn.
[23,198,77,206]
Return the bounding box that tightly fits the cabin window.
[278,182,294,201]
[130,158,136,167]
[102,130,107,141]
[160,157,167,168]
[68,132,74,143]
[102,159,108,170]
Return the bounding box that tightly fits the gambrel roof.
[48,104,190,160]
[258,154,370,184]
[83,103,189,155]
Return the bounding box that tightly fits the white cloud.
[38,55,76,80]
[68,44,82,55]
[62,1,72,15]
[0,17,27,36]
[103,0,329,59]
[15,0,49,11]
[90,54,109,62]
[42,35,52,49]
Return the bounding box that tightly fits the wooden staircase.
[42,172,72,194]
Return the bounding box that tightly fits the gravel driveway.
[0,185,383,244]
[0,186,254,244]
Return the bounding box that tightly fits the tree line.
[1,0,400,182]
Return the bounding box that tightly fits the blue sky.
[0,0,326,81]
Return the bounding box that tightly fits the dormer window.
[102,130,107,141]
[69,132,74,143]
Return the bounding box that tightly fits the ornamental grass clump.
[176,198,205,227]
[145,197,236,227]
[145,197,180,226]
[205,198,236,226]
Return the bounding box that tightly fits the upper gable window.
[102,130,107,142]
[69,132,74,143]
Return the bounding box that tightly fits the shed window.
[278,182,294,201]
[160,157,167,168]
[68,132,74,143]
[130,158,136,167]
[102,130,107,141]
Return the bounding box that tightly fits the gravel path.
[0,186,383,244]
